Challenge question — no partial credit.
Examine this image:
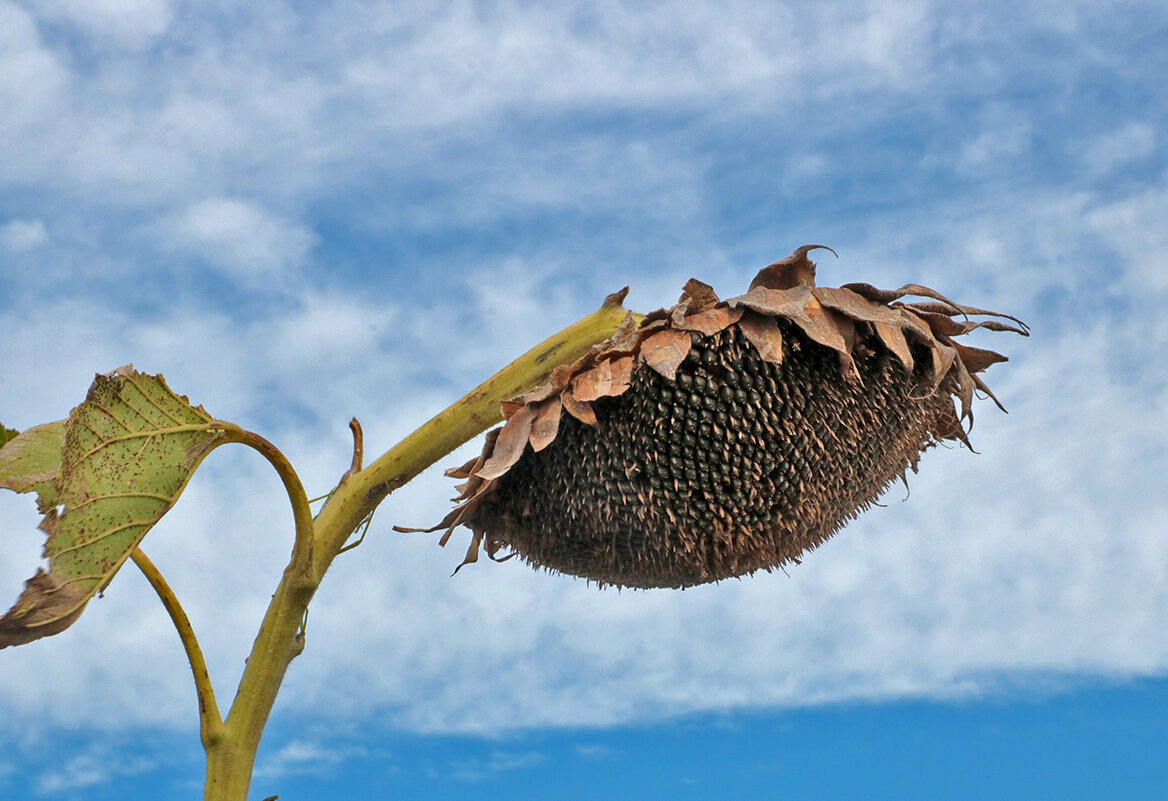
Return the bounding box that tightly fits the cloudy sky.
[2,0,1166,798]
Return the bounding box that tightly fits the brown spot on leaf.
[0,369,227,648]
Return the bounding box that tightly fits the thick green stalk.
[202,293,632,801]
[310,293,634,577]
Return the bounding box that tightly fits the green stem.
[311,294,634,576]
[131,547,225,750]
[201,292,632,801]
[202,426,315,801]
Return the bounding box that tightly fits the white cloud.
[0,0,942,216]
[1087,183,1168,292]
[0,2,71,143]
[34,0,173,50]
[34,746,155,794]
[0,218,49,251]
[253,739,363,779]
[338,0,935,125]
[159,197,316,282]
[1080,122,1157,175]
[443,750,542,783]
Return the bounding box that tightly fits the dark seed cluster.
[470,321,963,588]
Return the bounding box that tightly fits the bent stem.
[201,425,316,801]
[200,293,632,801]
[131,547,224,750]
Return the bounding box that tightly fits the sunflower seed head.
[415,246,1027,588]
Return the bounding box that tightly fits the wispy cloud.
[1079,122,1157,176]
[441,750,543,783]
[35,0,174,50]
[253,739,366,779]
[0,218,48,251]
[34,747,155,795]
[155,197,316,284]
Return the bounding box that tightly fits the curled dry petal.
[641,328,693,379]
[410,245,1025,589]
[570,356,634,402]
[560,391,597,425]
[953,342,1009,374]
[841,281,964,314]
[906,301,1030,334]
[872,320,914,373]
[675,306,744,335]
[529,399,563,452]
[749,244,837,291]
[737,312,784,364]
[678,278,721,311]
[475,404,538,480]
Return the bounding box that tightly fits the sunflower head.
[418,246,1027,588]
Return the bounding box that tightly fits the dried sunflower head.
[417,246,1027,589]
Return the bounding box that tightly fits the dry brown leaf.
[475,404,537,480]
[953,342,1009,374]
[675,306,744,335]
[972,373,1008,412]
[561,391,597,425]
[641,328,692,379]
[872,320,914,373]
[794,294,850,358]
[842,282,962,314]
[737,311,784,364]
[529,399,563,451]
[927,339,959,394]
[0,570,88,648]
[571,356,635,402]
[725,283,813,318]
[679,278,721,312]
[908,301,1030,334]
[813,286,904,325]
[748,244,836,291]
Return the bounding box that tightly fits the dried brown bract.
[412,246,1027,588]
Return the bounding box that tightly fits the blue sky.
[1,1,1166,799]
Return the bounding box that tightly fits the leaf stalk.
[130,547,225,749]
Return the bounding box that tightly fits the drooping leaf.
[0,367,229,648]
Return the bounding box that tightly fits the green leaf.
[0,420,66,510]
[0,367,229,648]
